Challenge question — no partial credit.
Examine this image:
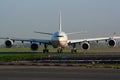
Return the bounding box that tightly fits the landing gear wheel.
[43,49,49,53]
[71,43,77,53]
[57,48,63,53]
[71,48,77,53]
[43,44,49,53]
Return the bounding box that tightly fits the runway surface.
[0,66,120,80]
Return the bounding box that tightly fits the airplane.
[0,12,120,53]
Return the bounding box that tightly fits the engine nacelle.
[108,39,116,47]
[31,43,39,51]
[81,42,90,50]
[5,39,13,48]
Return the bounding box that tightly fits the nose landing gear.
[57,47,63,53]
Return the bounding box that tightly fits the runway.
[0,66,120,80]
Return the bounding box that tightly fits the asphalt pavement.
[0,66,120,80]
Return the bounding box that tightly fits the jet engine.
[108,39,116,47]
[31,43,39,51]
[81,42,90,50]
[5,39,13,48]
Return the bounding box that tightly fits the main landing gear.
[43,44,49,53]
[71,43,77,53]
[42,44,77,53]
[42,44,63,53]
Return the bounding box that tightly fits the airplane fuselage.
[51,31,68,48]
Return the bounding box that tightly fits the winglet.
[113,32,116,37]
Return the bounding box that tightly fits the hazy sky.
[0,0,120,40]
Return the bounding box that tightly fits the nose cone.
[51,31,68,48]
[52,31,68,41]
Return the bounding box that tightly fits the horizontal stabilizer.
[66,31,87,35]
[34,31,53,35]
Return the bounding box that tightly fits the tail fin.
[59,11,62,32]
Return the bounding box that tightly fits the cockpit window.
[56,35,63,37]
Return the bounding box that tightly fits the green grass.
[0,47,120,52]
[0,47,120,62]
[0,48,57,52]
[0,53,49,62]
[0,48,38,52]
[0,48,120,69]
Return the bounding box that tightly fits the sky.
[0,0,120,40]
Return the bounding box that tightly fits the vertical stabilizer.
[59,11,62,32]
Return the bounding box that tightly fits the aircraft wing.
[0,37,51,44]
[68,36,120,44]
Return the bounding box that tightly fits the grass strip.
[0,53,48,62]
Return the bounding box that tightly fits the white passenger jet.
[0,12,120,53]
